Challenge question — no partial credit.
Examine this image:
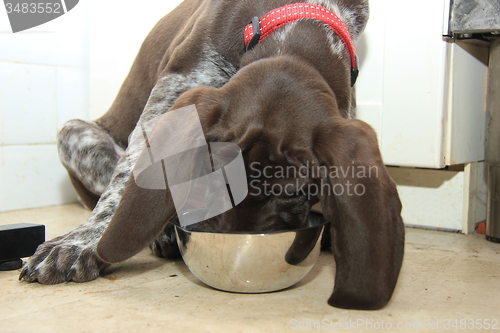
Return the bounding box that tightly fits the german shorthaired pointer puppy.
[20,0,405,310]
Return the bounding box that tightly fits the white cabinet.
[354,0,489,232]
[356,0,488,168]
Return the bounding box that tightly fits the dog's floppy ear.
[97,88,222,264]
[315,117,405,310]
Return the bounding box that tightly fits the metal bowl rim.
[173,219,328,235]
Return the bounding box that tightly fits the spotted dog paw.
[19,230,108,284]
[149,223,181,259]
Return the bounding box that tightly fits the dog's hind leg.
[150,223,181,259]
[58,119,125,209]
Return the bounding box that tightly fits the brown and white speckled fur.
[20,0,404,311]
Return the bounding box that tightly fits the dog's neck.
[236,3,354,118]
[205,0,368,118]
[242,3,358,86]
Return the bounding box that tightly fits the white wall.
[0,1,183,212]
[0,2,89,211]
[89,0,183,119]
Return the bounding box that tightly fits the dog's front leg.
[19,80,166,284]
[19,65,231,284]
[19,143,141,284]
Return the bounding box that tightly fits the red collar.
[244,3,359,86]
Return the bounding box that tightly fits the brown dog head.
[96,55,404,310]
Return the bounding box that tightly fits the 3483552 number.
[443,319,499,330]
[5,2,62,14]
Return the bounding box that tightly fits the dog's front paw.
[19,231,108,284]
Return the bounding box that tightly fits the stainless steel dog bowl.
[174,212,327,293]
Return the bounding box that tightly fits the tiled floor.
[0,204,499,332]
